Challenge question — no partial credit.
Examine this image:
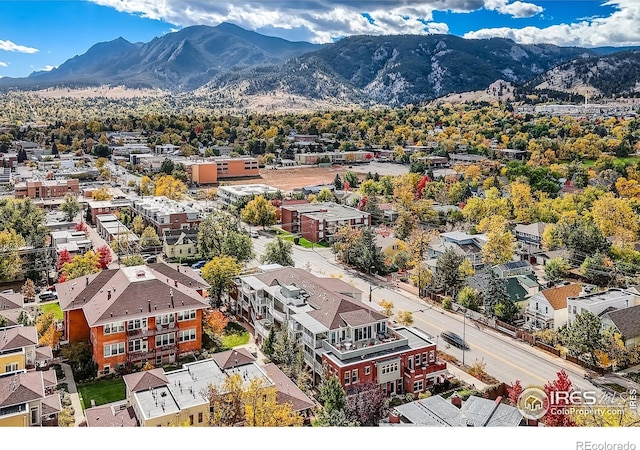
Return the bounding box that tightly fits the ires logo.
[547,391,598,406]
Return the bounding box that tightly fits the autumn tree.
[509,181,534,223]
[332,225,362,266]
[132,215,145,235]
[507,380,524,406]
[201,256,243,308]
[395,310,414,326]
[56,249,73,272]
[198,210,253,263]
[316,187,336,202]
[378,299,394,317]
[154,174,186,200]
[243,377,304,427]
[477,215,515,266]
[96,245,112,269]
[60,250,100,280]
[592,194,638,244]
[139,226,161,248]
[260,237,294,267]
[91,187,113,201]
[345,382,388,426]
[241,195,277,229]
[542,370,577,427]
[203,309,229,340]
[544,257,570,283]
[21,279,36,302]
[121,255,146,266]
[59,193,81,222]
[139,175,153,196]
[0,229,25,281]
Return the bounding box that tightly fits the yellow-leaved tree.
[477,215,515,266]
[154,174,186,200]
[592,194,638,245]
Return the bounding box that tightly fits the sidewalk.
[60,362,86,426]
[446,363,489,391]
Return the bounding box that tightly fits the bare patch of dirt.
[224,166,350,192]
[33,85,168,99]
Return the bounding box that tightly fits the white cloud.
[465,0,640,47]
[484,0,543,18]
[0,39,39,53]
[40,65,56,72]
[0,61,8,67]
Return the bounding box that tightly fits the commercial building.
[280,202,371,243]
[14,179,79,200]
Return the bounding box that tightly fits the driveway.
[60,362,86,426]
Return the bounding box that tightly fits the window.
[535,302,539,311]
[414,355,420,366]
[381,362,399,375]
[156,333,175,347]
[177,310,196,321]
[30,407,38,425]
[198,412,203,423]
[422,352,428,364]
[104,321,125,334]
[179,329,196,343]
[5,362,19,372]
[545,306,548,314]
[408,357,413,370]
[429,350,435,362]
[189,415,194,426]
[103,342,125,357]
[413,380,424,392]
[344,371,350,385]
[127,318,147,331]
[351,369,358,384]
[364,366,371,375]
[156,314,175,325]
[128,339,147,352]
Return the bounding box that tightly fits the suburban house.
[493,260,534,279]
[600,305,640,349]
[280,202,371,243]
[216,184,281,209]
[130,196,201,234]
[0,325,54,374]
[0,369,61,427]
[92,348,314,427]
[514,223,548,253]
[381,394,526,427]
[233,266,447,396]
[524,283,582,331]
[56,263,210,375]
[162,229,199,260]
[567,288,638,326]
[428,231,488,270]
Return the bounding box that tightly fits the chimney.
[148,300,151,313]
[107,290,111,300]
[174,280,178,287]
[450,392,462,408]
[86,277,89,286]
[125,309,128,315]
[388,410,401,424]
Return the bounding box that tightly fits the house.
[51,230,93,256]
[130,196,201,234]
[381,394,526,427]
[0,293,25,325]
[0,369,61,427]
[85,401,139,427]
[233,267,447,396]
[117,348,314,427]
[567,288,638,326]
[162,229,199,260]
[468,273,540,304]
[0,325,55,374]
[493,260,533,279]
[495,149,527,161]
[86,199,132,225]
[524,283,582,331]
[56,263,210,375]
[514,223,548,253]
[428,231,488,270]
[600,305,640,349]
[280,202,371,243]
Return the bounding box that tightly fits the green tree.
[580,252,616,286]
[60,250,100,280]
[564,311,604,366]
[201,256,243,308]
[482,271,509,318]
[241,195,277,229]
[544,257,570,283]
[59,193,81,222]
[457,286,480,312]
[160,158,175,175]
[0,229,25,281]
[433,248,465,297]
[198,210,253,263]
[0,198,47,247]
[139,226,161,248]
[343,171,360,188]
[260,237,294,267]
[316,188,336,203]
[348,227,386,274]
[262,328,276,358]
[333,174,343,190]
[121,255,146,266]
[132,215,145,235]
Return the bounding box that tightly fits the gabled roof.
[262,363,315,413]
[0,325,38,352]
[86,403,138,427]
[540,284,582,311]
[0,371,45,407]
[514,222,548,237]
[41,369,58,388]
[35,345,54,363]
[604,304,640,340]
[0,293,24,311]
[41,393,62,416]
[162,229,199,246]
[123,368,169,393]
[211,348,256,370]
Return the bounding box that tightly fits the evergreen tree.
[262,328,276,358]
[433,248,465,297]
[349,226,385,274]
[482,271,509,318]
[334,174,343,190]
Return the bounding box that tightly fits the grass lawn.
[77,377,126,410]
[218,322,250,351]
[561,156,640,168]
[40,302,63,320]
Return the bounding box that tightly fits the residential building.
[51,230,92,256]
[280,202,371,243]
[601,305,640,349]
[495,148,527,160]
[56,263,210,375]
[217,184,280,209]
[95,214,139,251]
[0,293,25,325]
[428,231,488,270]
[162,229,199,260]
[493,260,534,279]
[381,394,526,427]
[524,283,582,330]
[0,370,61,427]
[130,196,201,234]
[87,199,132,224]
[154,144,179,155]
[14,178,80,200]
[294,151,373,165]
[448,153,487,164]
[0,325,54,374]
[233,267,447,396]
[567,288,638,326]
[85,401,139,427]
[118,348,313,427]
[515,223,548,253]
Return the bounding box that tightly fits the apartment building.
[233,267,447,396]
[14,179,80,200]
[217,184,280,209]
[56,263,210,375]
[0,325,54,375]
[0,370,61,427]
[130,196,201,234]
[86,198,132,224]
[567,288,638,326]
[280,202,371,243]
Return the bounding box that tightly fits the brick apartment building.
[14,179,79,200]
[56,263,210,375]
[130,196,201,234]
[233,266,447,396]
[280,202,371,243]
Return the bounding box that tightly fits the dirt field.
[225,166,349,191]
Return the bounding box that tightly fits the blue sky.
[1,0,638,79]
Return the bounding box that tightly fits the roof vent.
[136,270,145,278]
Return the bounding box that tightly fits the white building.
[217,184,280,209]
[567,288,638,325]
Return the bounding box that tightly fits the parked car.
[39,291,58,301]
[144,255,157,263]
[440,331,468,349]
[1,289,14,294]
[250,230,259,238]
[191,260,207,269]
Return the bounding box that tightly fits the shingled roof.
[604,304,640,340]
[262,363,315,413]
[211,348,256,370]
[541,283,582,311]
[0,371,45,408]
[123,368,169,393]
[0,325,38,352]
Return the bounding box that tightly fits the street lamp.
[368,265,375,302]
[462,309,467,367]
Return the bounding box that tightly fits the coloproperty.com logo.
[517,387,638,420]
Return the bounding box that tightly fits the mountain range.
[1,23,639,107]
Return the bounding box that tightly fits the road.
[250,232,601,393]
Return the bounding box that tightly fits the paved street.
[250,232,602,393]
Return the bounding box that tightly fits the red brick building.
[14,179,79,200]
[280,202,370,243]
[56,263,210,375]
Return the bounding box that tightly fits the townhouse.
[0,325,54,374]
[130,196,201,235]
[0,370,61,427]
[56,263,210,375]
[233,266,447,396]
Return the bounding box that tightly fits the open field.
[33,85,168,99]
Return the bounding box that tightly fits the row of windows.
[179,329,196,342]
[104,312,196,334]
[104,342,125,357]
[381,362,399,375]
[344,368,358,385]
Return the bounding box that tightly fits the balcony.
[322,332,407,362]
[270,309,286,323]
[405,360,447,376]
[126,328,157,338]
